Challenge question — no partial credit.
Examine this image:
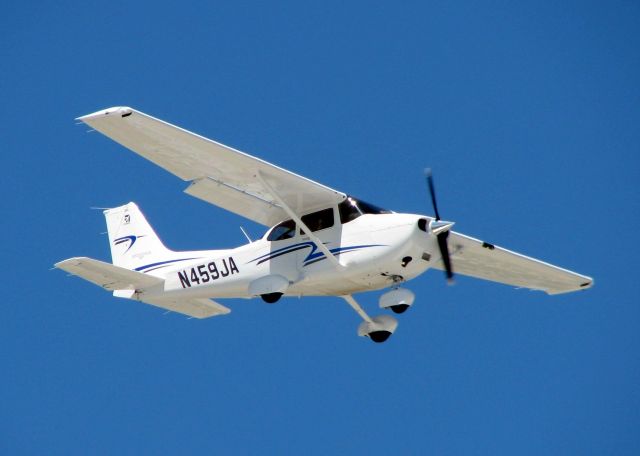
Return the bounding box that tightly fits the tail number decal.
[177,257,239,288]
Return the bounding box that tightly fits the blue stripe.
[303,244,382,266]
[247,242,383,266]
[248,242,316,263]
[256,244,311,265]
[134,257,200,272]
[114,235,138,253]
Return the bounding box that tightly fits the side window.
[301,208,334,233]
[267,219,296,241]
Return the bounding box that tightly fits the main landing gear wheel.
[343,295,399,344]
[368,331,392,343]
[358,315,398,344]
[389,304,410,314]
[261,292,282,303]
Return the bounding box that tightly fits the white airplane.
[56,107,593,343]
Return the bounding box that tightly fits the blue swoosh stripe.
[114,235,137,253]
[247,243,383,266]
[248,241,317,263]
[256,244,312,265]
[134,258,200,272]
[303,244,382,266]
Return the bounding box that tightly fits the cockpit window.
[339,197,361,223]
[301,207,334,233]
[267,219,296,241]
[357,199,392,215]
[338,196,391,224]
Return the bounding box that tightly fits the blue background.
[2,1,638,454]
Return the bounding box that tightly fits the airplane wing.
[434,232,594,295]
[77,107,346,226]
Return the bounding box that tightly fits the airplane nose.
[430,220,455,235]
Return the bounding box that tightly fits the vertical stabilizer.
[104,203,173,270]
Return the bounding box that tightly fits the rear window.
[267,219,296,241]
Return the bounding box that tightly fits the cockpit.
[265,196,391,241]
[337,196,392,223]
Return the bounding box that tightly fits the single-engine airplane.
[56,107,593,342]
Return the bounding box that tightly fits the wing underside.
[78,107,346,226]
[434,232,593,295]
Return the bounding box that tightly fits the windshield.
[338,196,392,224]
[265,196,391,239]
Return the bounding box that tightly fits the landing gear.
[261,292,282,303]
[342,295,398,343]
[389,304,410,314]
[368,331,392,343]
[379,286,415,314]
[358,315,398,343]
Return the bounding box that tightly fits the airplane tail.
[56,202,232,319]
[104,202,175,270]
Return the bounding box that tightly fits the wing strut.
[342,295,374,323]
[256,170,344,270]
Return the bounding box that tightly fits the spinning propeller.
[425,169,455,284]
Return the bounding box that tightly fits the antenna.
[239,226,253,243]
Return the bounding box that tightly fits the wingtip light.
[75,106,133,123]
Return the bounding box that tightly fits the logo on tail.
[114,235,145,253]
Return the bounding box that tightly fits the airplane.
[56,106,593,343]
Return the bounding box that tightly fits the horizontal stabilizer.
[141,297,231,319]
[55,257,163,291]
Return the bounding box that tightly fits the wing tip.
[546,277,594,295]
[76,106,133,122]
[54,257,88,268]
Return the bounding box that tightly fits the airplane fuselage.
[141,213,437,301]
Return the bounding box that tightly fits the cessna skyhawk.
[56,107,593,343]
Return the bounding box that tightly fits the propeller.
[424,168,454,284]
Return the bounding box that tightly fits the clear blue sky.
[2,1,638,454]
